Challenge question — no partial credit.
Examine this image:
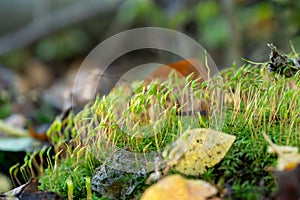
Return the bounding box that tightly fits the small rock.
[91,164,147,200]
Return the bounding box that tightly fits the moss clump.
[13,58,300,199]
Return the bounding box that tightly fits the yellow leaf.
[172,128,236,176]
[185,178,218,200]
[141,174,217,200]
[263,132,300,170]
[277,154,300,171]
[267,144,298,154]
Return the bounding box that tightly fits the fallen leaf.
[143,59,211,116]
[267,144,300,171]
[263,132,300,171]
[0,137,40,152]
[1,178,38,200]
[141,174,217,200]
[267,144,298,154]
[168,128,235,176]
[263,132,300,199]
[144,59,207,84]
[28,127,49,142]
[0,178,64,200]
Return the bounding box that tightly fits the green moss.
[39,154,100,199]
[12,58,300,199]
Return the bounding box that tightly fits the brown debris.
[0,178,65,200]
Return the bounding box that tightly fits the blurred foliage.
[239,2,275,39]
[1,49,31,71]
[34,28,90,62]
[1,0,300,68]
[196,1,229,48]
[0,95,12,119]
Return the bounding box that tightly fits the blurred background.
[0,0,300,191]
[1,0,300,68]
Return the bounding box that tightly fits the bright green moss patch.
[12,59,300,199]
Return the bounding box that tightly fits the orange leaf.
[144,59,208,84]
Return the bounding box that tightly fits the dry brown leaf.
[0,178,64,200]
